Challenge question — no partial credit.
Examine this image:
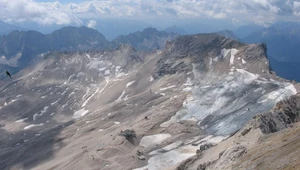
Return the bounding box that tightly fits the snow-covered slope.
[0,34,297,170]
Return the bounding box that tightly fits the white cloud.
[0,0,300,26]
[87,19,96,28]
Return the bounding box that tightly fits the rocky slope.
[0,33,297,170]
[180,93,300,170]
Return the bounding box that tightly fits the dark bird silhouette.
[5,70,11,79]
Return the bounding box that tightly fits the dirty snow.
[24,123,44,130]
[126,81,135,88]
[134,144,197,170]
[136,135,227,170]
[140,134,172,148]
[73,109,89,119]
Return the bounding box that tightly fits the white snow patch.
[237,57,241,60]
[242,59,246,64]
[33,113,39,121]
[35,134,41,137]
[104,70,111,76]
[265,84,297,102]
[51,99,60,105]
[50,112,55,116]
[114,122,120,125]
[184,77,193,86]
[183,87,192,92]
[149,76,154,82]
[99,67,106,71]
[160,85,176,91]
[236,69,259,84]
[82,88,90,100]
[116,90,126,101]
[15,117,28,123]
[126,81,135,88]
[124,95,129,101]
[82,87,99,107]
[115,66,126,78]
[24,123,44,130]
[140,134,172,148]
[40,106,49,116]
[285,84,297,94]
[73,109,89,119]
[160,93,166,96]
[68,92,75,98]
[209,58,212,66]
[16,94,22,98]
[41,95,47,99]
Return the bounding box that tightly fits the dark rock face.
[153,33,268,79]
[200,143,214,151]
[252,95,300,134]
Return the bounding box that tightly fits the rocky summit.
[0,33,298,170]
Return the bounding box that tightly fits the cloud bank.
[0,0,300,26]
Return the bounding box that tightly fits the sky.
[0,0,300,27]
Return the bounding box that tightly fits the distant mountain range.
[112,27,178,51]
[1,21,300,81]
[0,21,26,35]
[0,26,178,77]
[0,26,112,76]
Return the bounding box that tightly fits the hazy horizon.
[1,0,300,39]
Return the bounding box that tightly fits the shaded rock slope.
[0,33,297,170]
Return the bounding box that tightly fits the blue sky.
[0,0,300,28]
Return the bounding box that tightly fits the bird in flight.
[5,70,12,79]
